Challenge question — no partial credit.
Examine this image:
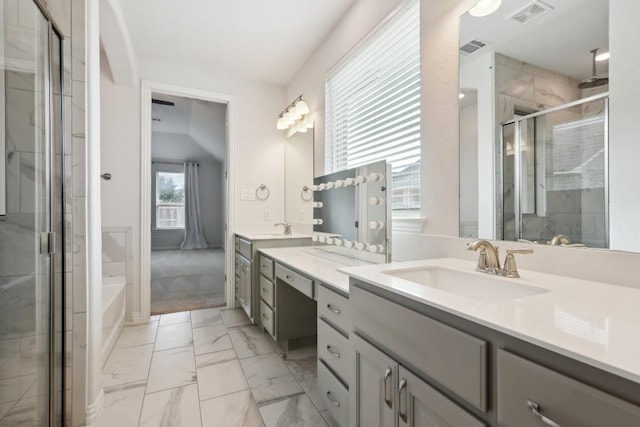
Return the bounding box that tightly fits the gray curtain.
[181,163,208,250]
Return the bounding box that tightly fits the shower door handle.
[40,232,56,255]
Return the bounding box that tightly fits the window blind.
[325,0,420,213]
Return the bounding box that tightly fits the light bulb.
[313,219,323,225]
[312,235,319,242]
[326,182,335,189]
[367,173,382,182]
[326,238,334,245]
[596,52,610,61]
[277,116,288,130]
[469,0,502,17]
[334,239,343,246]
[334,180,344,188]
[313,201,323,208]
[318,183,326,191]
[344,178,355,186]
[318,235,326,243]
[355,175,366,184]
[344,241,354,249]
[369,197,383,206]
[354,242,365,251]
[369,220,384,230]
[294,99,309,116]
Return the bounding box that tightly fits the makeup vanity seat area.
[258,246,364,427]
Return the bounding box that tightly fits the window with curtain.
[156,171,185,228]
[325,0,420,216]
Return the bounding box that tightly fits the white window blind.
[325,0,420,214]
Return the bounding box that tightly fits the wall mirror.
[457,0,640,251]
[284,126,314,232]
[312,160,391,263]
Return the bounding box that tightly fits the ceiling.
[460,0,609,82]
[119,0,356,86]
[152,94,227,161]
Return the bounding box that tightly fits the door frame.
[140,80,236,320]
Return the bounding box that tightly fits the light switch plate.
[241,189,256,201]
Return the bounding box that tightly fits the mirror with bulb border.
[457,0,640,252]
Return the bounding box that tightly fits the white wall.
[100,56,286,318]
[151,132,225,250]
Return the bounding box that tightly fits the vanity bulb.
[313,202,323,208]
[343,178,355,186]
[312,235,319,242]
[367,172,383,182]
[344,240,354,249]
[355,175,367,184]
[313,219,323,225]
[334,239,343,246]
[311,185,318,191]
[369,197,384,206]
[354,242,366,251]
[326,182,335,190]
[369,220,384,230]
[318,183,326,191]
[334,180,344,188]
[326,238,334,245]
[368,244,383,253]
[318,235,326,243]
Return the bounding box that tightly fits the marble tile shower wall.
[32,0,87,425]
[103,226,135,320]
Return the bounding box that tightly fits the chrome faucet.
[549,234,571,246]
[467,240,501,274]
[467,240,533,278]
[274,222,292,236]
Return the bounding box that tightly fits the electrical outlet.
[264,209,271,221]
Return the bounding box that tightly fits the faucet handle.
[502,248,533,278]
[475,247,489,272]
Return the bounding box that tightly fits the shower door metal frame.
[500,92,610,246]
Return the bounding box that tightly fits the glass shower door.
[0,1,64,425]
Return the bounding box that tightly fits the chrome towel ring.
[301,185,313,201]
[256,184,270,200]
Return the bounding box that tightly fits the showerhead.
[578,49,608,89]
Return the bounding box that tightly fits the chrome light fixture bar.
[277,95,310,131]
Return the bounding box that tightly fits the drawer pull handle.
[383,368,392,408]
[398,379,408,422]
[326,304,341,315]
[262,288,266,292]
[326,345,341,358]
[527,400,561,427]
[326,391,341,408]
[286,275,294,282]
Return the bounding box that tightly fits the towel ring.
[256,184,270,200]
[301,186,313,201]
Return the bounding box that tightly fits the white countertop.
[341,257,640,384]
[235,231,312,241]
[257,246,371,295]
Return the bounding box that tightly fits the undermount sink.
[382,266,548,303]
[252,233,287,237]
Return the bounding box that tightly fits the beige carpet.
[150,248,226,314]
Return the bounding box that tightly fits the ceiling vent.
[460,39,488,56]
[509,1,553,24]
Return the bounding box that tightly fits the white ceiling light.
[469,0,503,17]
[277,95,311,134]
[595,51,610,61]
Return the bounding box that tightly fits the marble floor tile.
[0,396,38,426]
[146,346,196,394]
[0,401,14,420]
[284,354,324,411]
[241,353,303,405]
[102,344,154,390]
[139,384,201,427]
[192,325,232,356]
[228,325,275,359]
[221,308,252,328]
[154,323,193,352]
[191,308,223,329]
[259,393,327,427]
[196,350,248,401]
[158,311,191,326]
[115,321,159,349]
[92,382,146,427]
[200,390,263,427]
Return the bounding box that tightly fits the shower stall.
[0,1,66,425]
[500,94,609,248]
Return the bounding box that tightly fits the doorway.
[140,82,235,319]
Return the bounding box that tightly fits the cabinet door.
[397,367,486,427]
[350,334,397,427]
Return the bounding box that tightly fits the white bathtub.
[102,277,126,365]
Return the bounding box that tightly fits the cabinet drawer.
[317,284,350,336]
[318,360,349,427]
[259,275,274,308]
[238,238,252,259]
[276,264,313,299]
[260,255,274,280]
[497,350,640,427]
[351,285,488,411]
[318,319,349,385]
[260,300,275,337]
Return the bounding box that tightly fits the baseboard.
[85,389,105,425]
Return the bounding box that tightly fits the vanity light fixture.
[469,0,502,17]
[277,95,310,132]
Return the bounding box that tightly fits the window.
[156,171,185,229]
[325,0,420,215]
